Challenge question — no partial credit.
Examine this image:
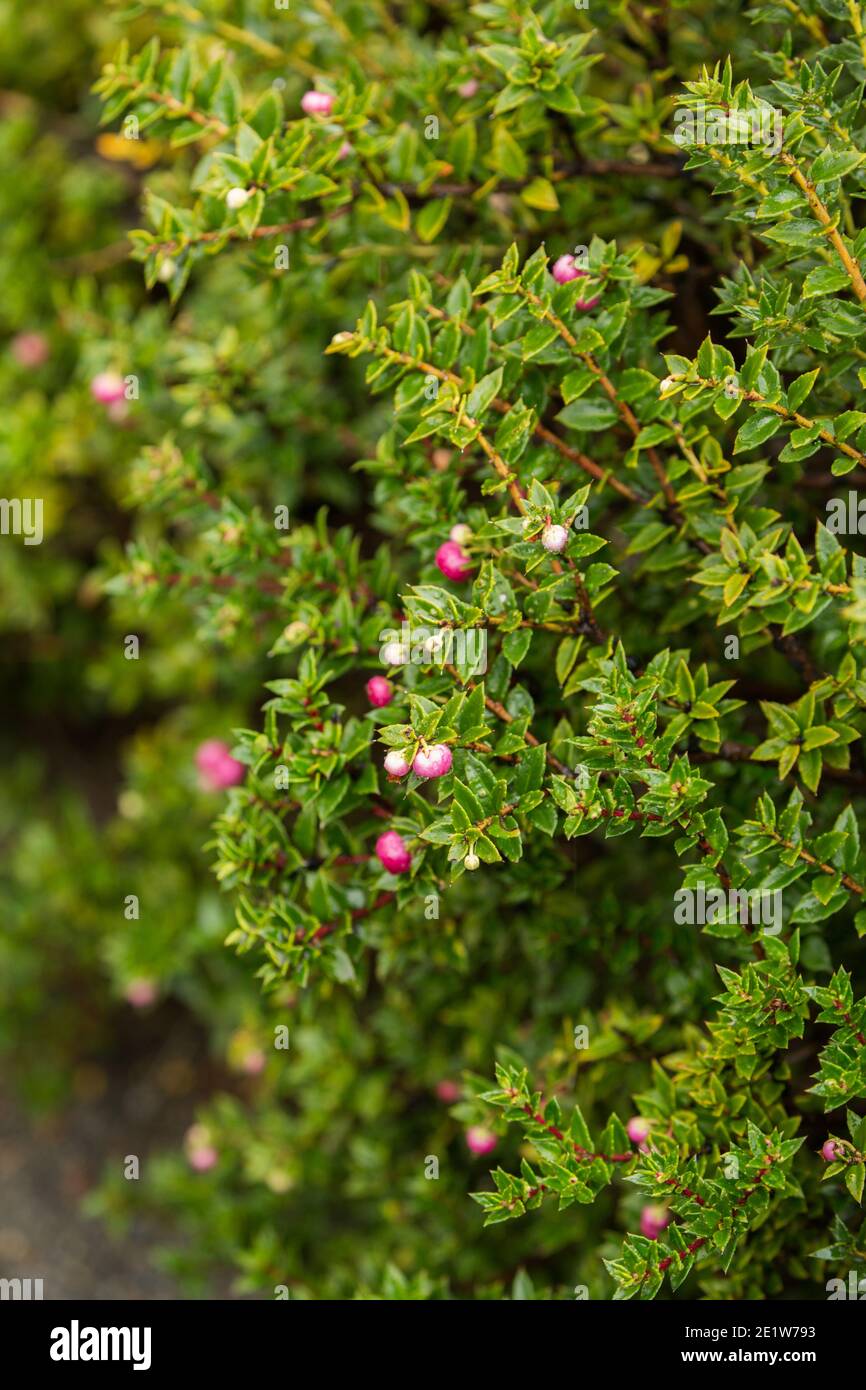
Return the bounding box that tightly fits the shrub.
[4,0,866,1300]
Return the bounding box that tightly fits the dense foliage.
[3,0,866,1299]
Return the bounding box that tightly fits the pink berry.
[436,1080,461,1102]
[466,1126,497,1156]
[91,371,126,404]
[301,90,334,117]
[449,523,472,544]
[375,830,412,874]
[189,1145,218,1172]
[242,1049,266,1076]
[336,140,353,160]
[413,744,453,779]
[125,979,157,1009]
[542,523,568,553]
[435,540,472,581]
[384,749,411,779]
[639,1203,670,1240]
[457,79,479,99]
[11,332,49,368]
[821,1139,838,1162]
[552,254,581,285]
[627,1117,651,1145]
[195,739,245,791]
[366,675,392,708]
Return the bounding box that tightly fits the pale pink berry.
[449,523,472,544]
[436,1080,460,1102]
[195,739,245,791]
[413,744,453,779]
[542,523,568,553]
[457,79,479,99]
[336,140,353,160]
[107,398,130,424]
[125,979,157,1009]
[627,1117,651,1145]
[466,1126,497,1156]
[242,1049,266,1076]
[91,371,126,404]
[301,90,334,117]
[821,1139,838,1162]
[366,675,392,708]
[375,829,412,874]
[435,540,472,581]
[640,1203,670,1240]
[384,750,411,779]
[11,332,49,368]
[189,1145,218,1172]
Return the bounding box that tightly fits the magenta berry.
[301,89,334,116]
[466,1125,497,1156]
[375,829,412,874]
[11,331,49,368]
[366,675,392,708]
[383,749,411,779]
[436,1079,460,1102]
[435,540,472,581]
[541,523,568,554]
[195,739,246,791]
[413,744,453,779]
[552,253,581,285]
[822,1139,838,1161]
[639,1203,670,1240]
[90,370,126,404]
[627,1116,651,1145]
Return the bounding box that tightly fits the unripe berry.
[383,749,411,778]
[464,852,480,871]
[11,331,50,368]
[639,1203,670,1240]
[413,744,453,779]
[466,1125,497,1155]
[366,675,392,708]
[375,829,412,874]
[542,523,568,553]
[195,739,246,791]
[225,186,250,210]
[301,89,335,117]
[627,1116,651,1145]
[157,258,177,282]
[449,523,472,544]
[435,540,472,581]
[91,371,126,404]
[125,979,157,1009]
[821,1139,838,1161]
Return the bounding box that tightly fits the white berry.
[464,852,480,870]
[225,187,250,210]
[542,524,568,553]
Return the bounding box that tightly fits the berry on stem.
[375,829,412,874]
[413,744,453,779]
[466,1126,497,1155]
[366,675,392,708]
[821,1139,838,1162]
[627,1116,651,1145]
[541,523,568,554]
[301,90,335,117]
[196,739,246,791]
[383,750,411,778]
[640,1203,670,1240]
[435,540,472,581]
[464,852,480,871]
[225,186,250,210]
